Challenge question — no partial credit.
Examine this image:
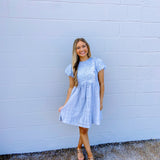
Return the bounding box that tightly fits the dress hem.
[59,115,101,129]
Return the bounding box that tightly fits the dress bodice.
[65,57,106,86]
[77,58,97,85]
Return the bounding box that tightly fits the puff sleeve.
[65,64,74,77]
[95,58,106,73]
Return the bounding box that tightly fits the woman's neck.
[79,56,89,62]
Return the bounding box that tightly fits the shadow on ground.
[1,139,160,160]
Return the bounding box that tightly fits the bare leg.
[77,134,84,159]
[79,126,93,158]
[77,136,83,149]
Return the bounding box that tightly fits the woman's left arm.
[98,69,105,110]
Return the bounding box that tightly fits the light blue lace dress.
[59,57,106,128]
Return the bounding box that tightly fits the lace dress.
[59,57,106,128]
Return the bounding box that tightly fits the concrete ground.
[1,139,160,160]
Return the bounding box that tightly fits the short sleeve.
[95,58,106,72]
[65,64,74,77]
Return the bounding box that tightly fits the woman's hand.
[58,105,64,112]
[100,104,103,111]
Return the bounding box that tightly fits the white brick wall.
[0,0,160,155]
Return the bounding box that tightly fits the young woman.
[58,38,106,160]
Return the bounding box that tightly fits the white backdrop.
[0,0,160,155]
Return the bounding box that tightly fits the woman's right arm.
[58,76,74,112]
[64,76,74,105]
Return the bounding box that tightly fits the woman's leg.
[79,126,93,158]
[77,135,84,159]
[77,136,83,149]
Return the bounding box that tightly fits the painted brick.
[107,80,136,93]
[0,0,8,17]
[135,67,152,80]
[104,38,142,52]
[8,0,128,21]
[120,22,142,37]
[141,23,160,37]
[142,7,160,22]
[121,0,144,5]
[143,0,160,7]
[135,93,160,105]
[140,38,160,52]
[0,19,119,37]
[106,66,136,80]
[135,80,160,92]
[126,5,142,21]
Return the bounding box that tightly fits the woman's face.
[76,41,88,58]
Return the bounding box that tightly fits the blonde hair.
[72,38,91,86]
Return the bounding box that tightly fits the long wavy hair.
[72,38,91,86]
